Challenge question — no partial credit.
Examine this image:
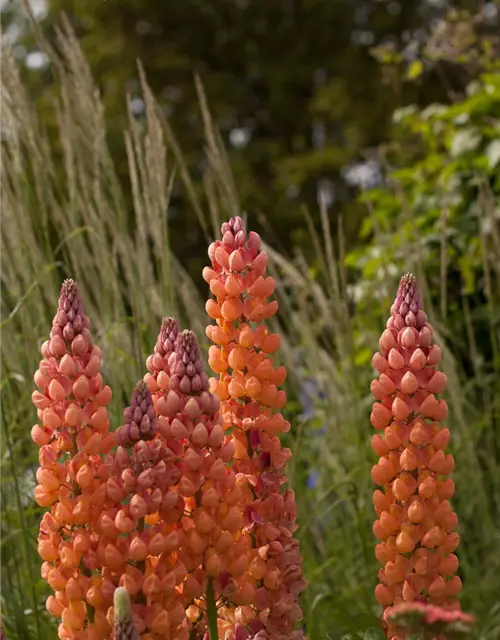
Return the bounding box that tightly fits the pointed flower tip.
[113,586,132,620]
[396,273,418,299]
[221,215,246,236]
[170,330,209,395]
[58,278,82,311]
[390,272,427,329]
[134,380,149,395]
[51,278,90,345]
[400,272,416,286]
[118,380,157,445]
[153,316,180,360]
[219,215,261,251]
[213,215,261,259]
[175,329,200,356]
[61,278,78,298]
[114,587,140,640]
[130,379,154,412]
[161,316,179,339]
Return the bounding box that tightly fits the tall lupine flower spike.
[370,274,461,639]
[113,588,140,640]
[104,381,188,640]
[166,330,248,640]
[204,217,306,638]
[31,279,115,640]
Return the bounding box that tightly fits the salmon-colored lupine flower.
[204,217,306,638]
[114,588,140,640]
[370,274,461,639]
[144,318,270,639]
[104,381,188,640]
[145,327,247,640]
[387,602,474,639]
[32,279,115,640]
[174,331,244,639]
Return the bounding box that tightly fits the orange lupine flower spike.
[165,330,248,640]
[32,279,115,640]
[371,274,461,639]
[105,381,189,640]
[204,217,305,637]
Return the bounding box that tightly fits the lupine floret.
[32,279,115,639]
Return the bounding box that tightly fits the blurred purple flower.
[293,348,327,491]
[299,377,326,435]
[307,470,320,490]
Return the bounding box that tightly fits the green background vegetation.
[1,1,499,638]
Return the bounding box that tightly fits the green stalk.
[206,578,219,640]
[3,408,42,640]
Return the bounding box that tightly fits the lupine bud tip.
[114,587,140,640]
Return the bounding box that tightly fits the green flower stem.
[206,578,219,640]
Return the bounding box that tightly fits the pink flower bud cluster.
[116,383,157,446]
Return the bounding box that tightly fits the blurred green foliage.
[2,0,479,272]
[346,7,500,376]
[347,71,500,350]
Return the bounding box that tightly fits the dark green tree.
[2,0,480,278]
[3,0,488,274]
